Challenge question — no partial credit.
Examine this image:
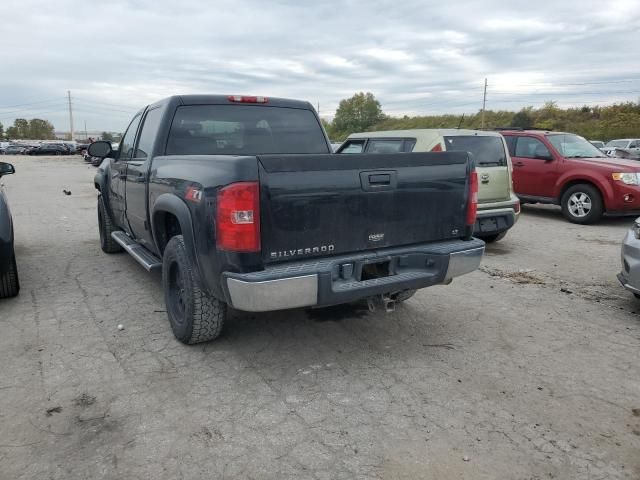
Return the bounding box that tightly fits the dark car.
[90,94,483,344]
[29,144,69,155]
[0,162,19,298]
[2,145,28,155]
[76,143,89,154]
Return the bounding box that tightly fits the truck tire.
[477,231,507,243]
[0,254,19,298]
[560,184,603,224]
[97,195,123,253]
[162,235,226,344]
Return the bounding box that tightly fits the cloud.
[1,0,639,132]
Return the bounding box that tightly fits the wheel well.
[155,211,182,254]
[559,180,603,204]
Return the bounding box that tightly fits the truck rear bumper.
[222,239,485,312]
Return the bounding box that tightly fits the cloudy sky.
[1,0,639,133]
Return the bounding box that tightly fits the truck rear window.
[166,105,329,155]
[443,136,507,167]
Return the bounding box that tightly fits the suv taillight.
[216,182,260,252]
[466,171,478,226]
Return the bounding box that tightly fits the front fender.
[94,159,116,221]
[555,172,612,206]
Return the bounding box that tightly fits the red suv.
[500,129,640,223]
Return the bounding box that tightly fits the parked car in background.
[589,140,605,150]
[0,142,10,154]
[28,144,69,155]
[90,94,483,344]
[603,139,640,157]
[76,143,89,154]
[618,217,640,299]
[500,129,640,224]
[330,142,342,152]
[1,145,28,155]
[338,129,520,242]
[0,162,19,298]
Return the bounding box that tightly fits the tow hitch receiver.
[367,294,396,313]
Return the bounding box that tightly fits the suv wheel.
[0,254,20,298]
[477,231,507,243]
[163,235,226,344]
[561,184,603,224]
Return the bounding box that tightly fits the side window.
[514,137,551,159]
[339,140,365,154]
[134,108,163,159]
[629,141,639,148]
[403,139,416,152]
[366,139,404,154]
[503,136,517,156]
[118,113,142,160]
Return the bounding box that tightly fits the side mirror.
[0,162,15,178]
[87,141,113,158]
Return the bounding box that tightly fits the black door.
[125,106,163,250]
[109,112,142,231]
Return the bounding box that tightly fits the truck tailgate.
[258,152,472,264]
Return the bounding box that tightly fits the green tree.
[0,122,4,140]
[101,132,115,142]
[28,118,55,139]
[332,92,386,139]
[510,108,533,129]
[14,118,30,139]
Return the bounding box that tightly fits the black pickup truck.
[90,94,484,344]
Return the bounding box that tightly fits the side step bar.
[111,231,162,271]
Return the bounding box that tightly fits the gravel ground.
[1,155,639,480]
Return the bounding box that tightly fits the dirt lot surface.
[1,155,639,479]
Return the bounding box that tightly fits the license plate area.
[360,260,394,281]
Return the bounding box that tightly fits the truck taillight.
[227,95,268,104]
[216,182,260,252]
[466,171,478,226]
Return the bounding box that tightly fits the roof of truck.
[148,95,314,110]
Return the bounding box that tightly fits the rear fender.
[151,193,198,267]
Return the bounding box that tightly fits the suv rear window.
[166,105,329,155]
[444,136,507,166]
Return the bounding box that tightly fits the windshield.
[546,134,606,158]
[166,105,329,155]
[443,135,507,166]
[605,140,630,148]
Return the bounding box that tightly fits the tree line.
[0,118,56,140]
[323,93,640,142]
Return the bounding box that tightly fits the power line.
[0,97,64,110]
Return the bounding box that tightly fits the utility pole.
[84,120,88,141]
[67,90,75,141]
[481,78,487,129]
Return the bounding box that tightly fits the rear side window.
[443,135,507,166]
[166,105,329,155]
[134,107,163,159]
[366,139,404,154]
[503,136,517,156]
[339,140,365,154]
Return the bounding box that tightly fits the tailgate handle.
[369,174,391,185]
[360,171,397,191]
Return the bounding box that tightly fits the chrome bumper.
[225,241,485,312]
